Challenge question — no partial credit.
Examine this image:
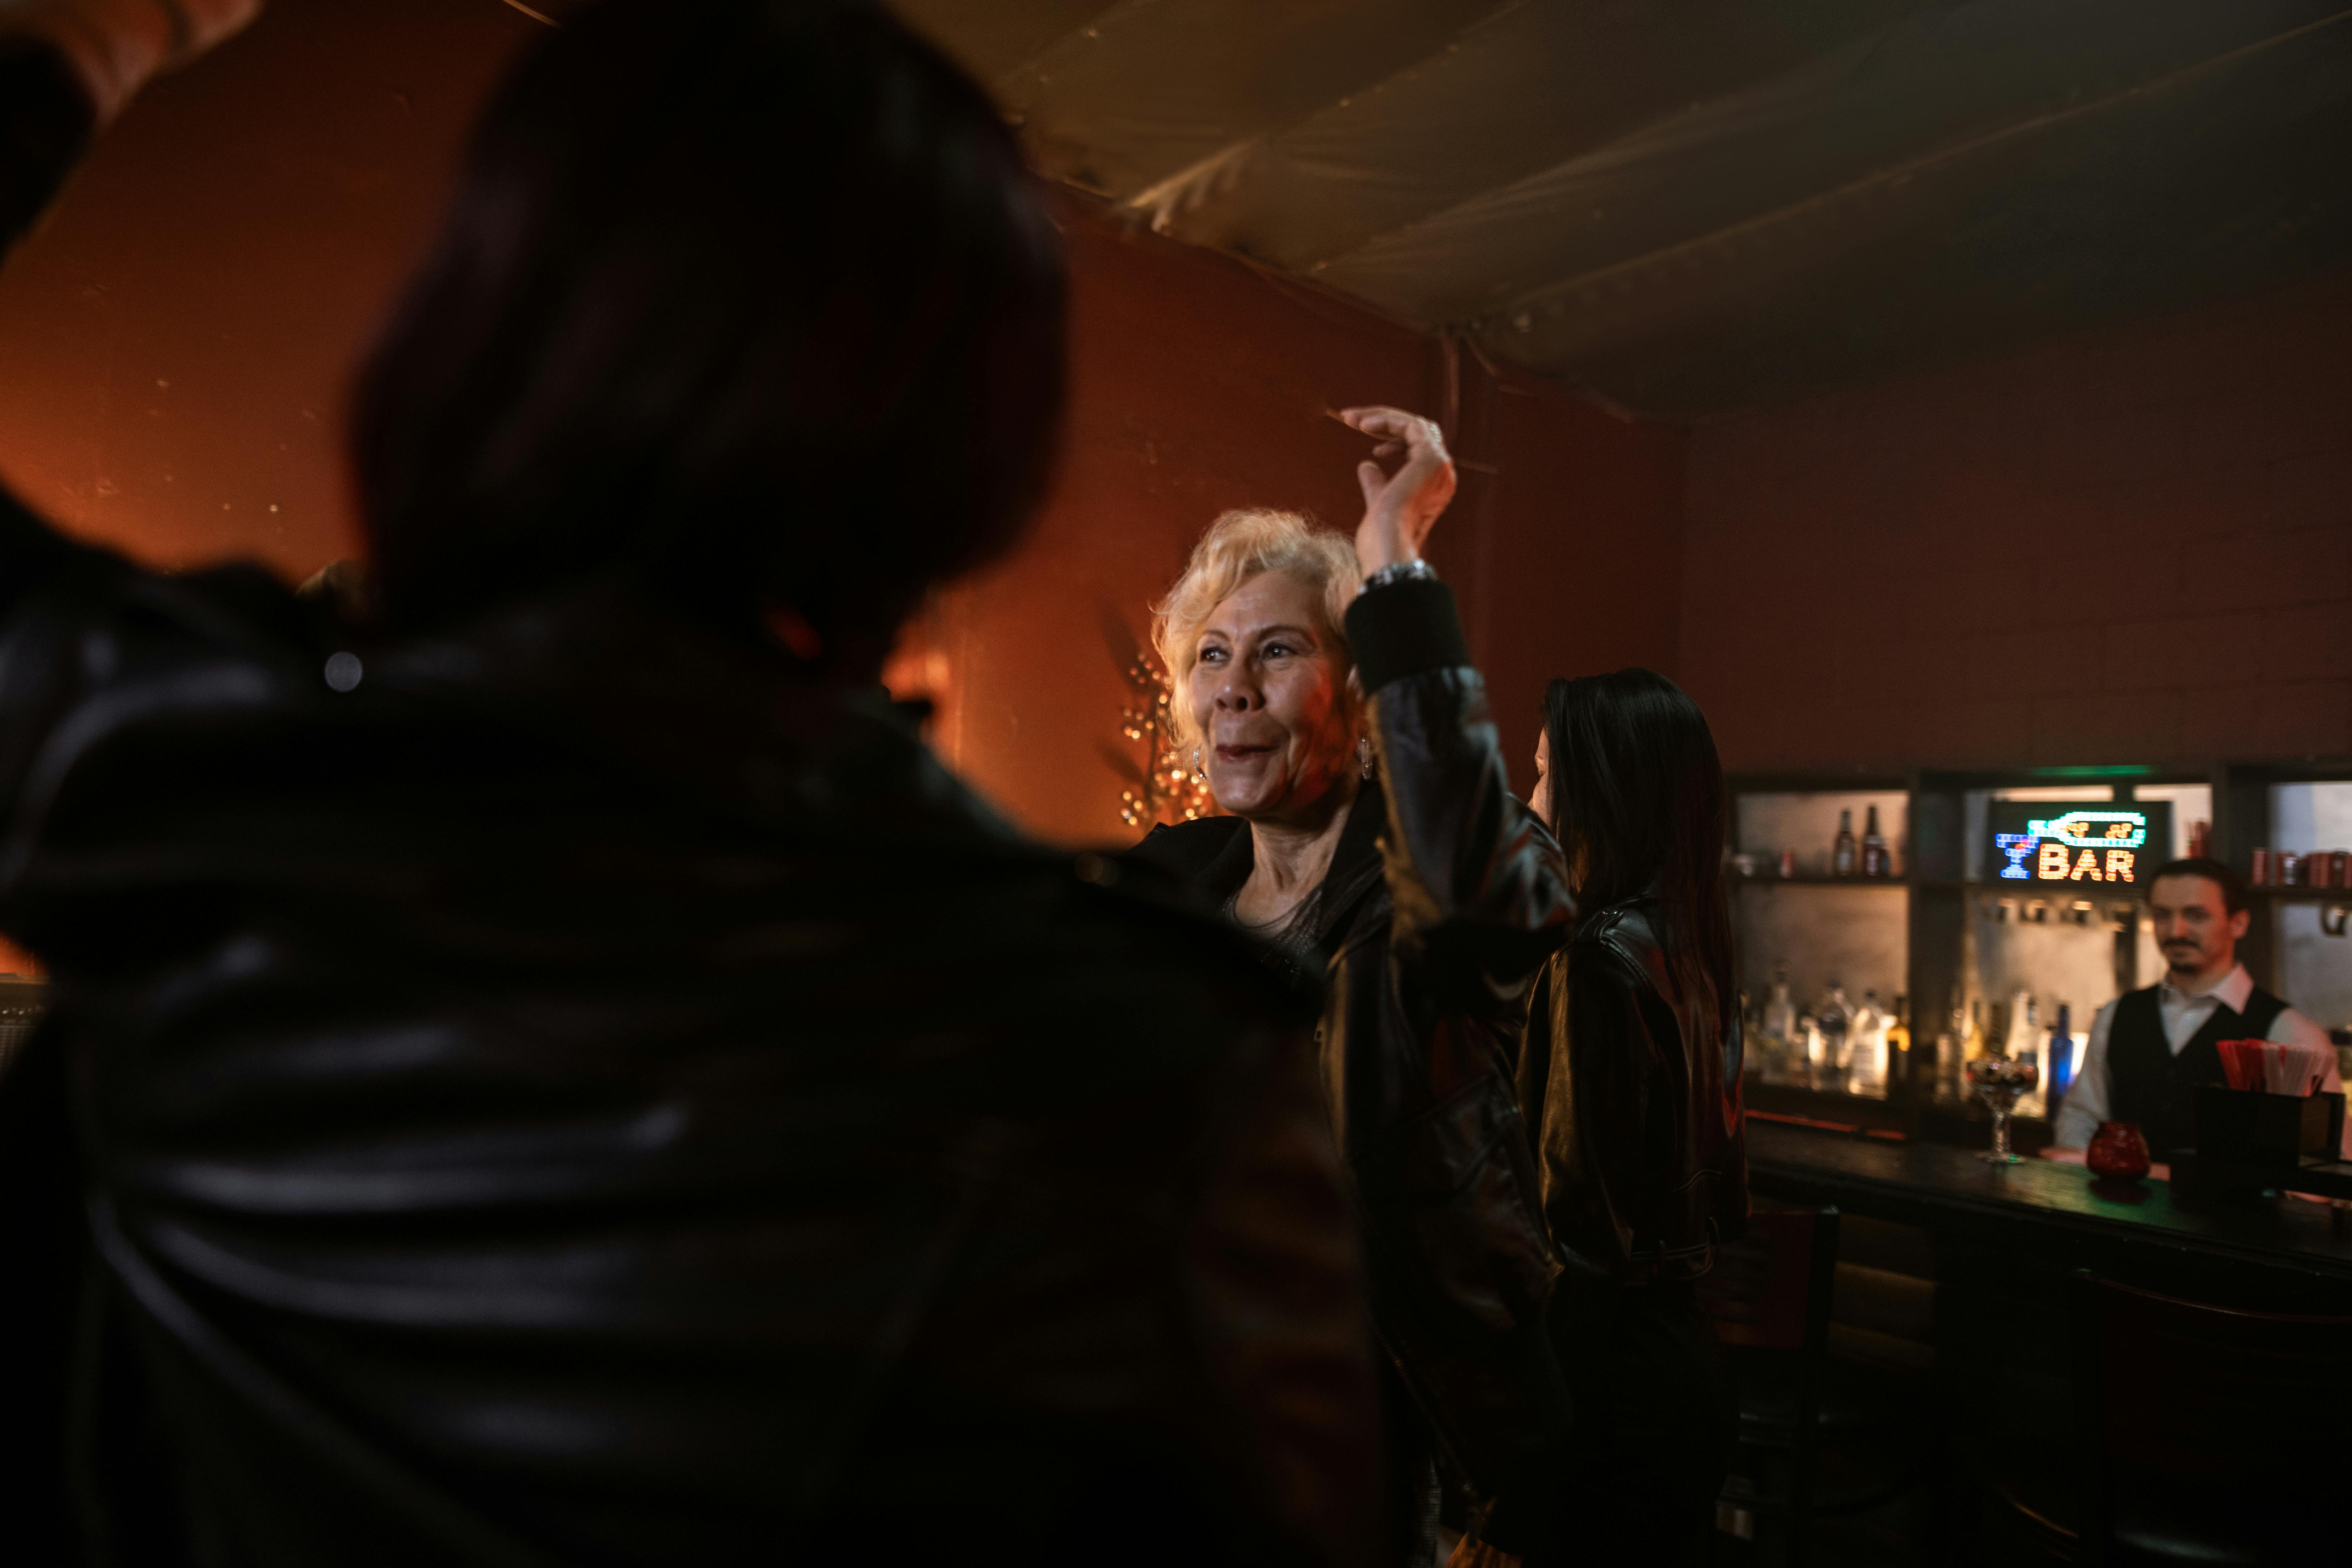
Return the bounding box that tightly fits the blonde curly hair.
[1151,508,1361,755]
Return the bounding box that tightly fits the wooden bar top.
[1745,1118,2352,1288]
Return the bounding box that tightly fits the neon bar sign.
[1986,801,2171,886]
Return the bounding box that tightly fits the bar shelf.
[1730,757,2352,1151]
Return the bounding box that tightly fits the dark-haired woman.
[1473,671,1749,1568]
[0,4,1379,1563]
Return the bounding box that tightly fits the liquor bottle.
[2005,989,2037,1058]
[2047,1002,2077,1106]
[1797,1011,1820,1087]
[1818,982,1852,1091]
[2007,990,2043,1116]
[1963,999,1987,1061]
[1939,1001,1969,1102]
[1762,968,1796,1085]
[1862,805,1890,878]
[1849,989,1886,1096]
[1833,810,1858,878]
[1886,994,1912,1091]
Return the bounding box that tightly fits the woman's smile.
[1186,570,1359,824]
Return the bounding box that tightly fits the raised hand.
[1336,405,1457,578]
[5,0,265,122]
[162,0,265,63]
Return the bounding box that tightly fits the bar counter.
[1745,1118,2352,1555]
[1747,1117,2352,1308]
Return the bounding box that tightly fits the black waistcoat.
[2107,981,2286,1162]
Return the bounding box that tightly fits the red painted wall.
[0,0,537,582]
[1680,267,2352,775]
[0,3,1690,859]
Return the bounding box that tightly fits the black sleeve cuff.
[1343,577,1471,693]
[0,38,94,258]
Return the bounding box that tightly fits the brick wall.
[1680,267,2352,774]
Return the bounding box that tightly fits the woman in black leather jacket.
[0,4,1384,1563]
[1134,410,1576,1568]
[1478,669,1750,1567]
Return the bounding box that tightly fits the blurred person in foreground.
[1462,672,1748,1568]
[0,2,1381,1562]
[1132,411,1576,1567]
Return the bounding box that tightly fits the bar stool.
[1698,1206,1839,1565]
[2068,1272,2352,1567]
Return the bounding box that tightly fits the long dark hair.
[1543,670,1734,1025]
[350,0,1067,672]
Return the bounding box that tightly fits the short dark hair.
[351,0,1067,668]
[2145,857,2247,916]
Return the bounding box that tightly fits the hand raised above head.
[6,0,265,123]
[1335,405,1456,578]
[160,0,265,63]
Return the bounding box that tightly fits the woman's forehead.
[1205,570,1328,638]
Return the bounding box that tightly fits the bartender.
[2051,857,2347,1163]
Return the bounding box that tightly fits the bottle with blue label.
[2047,1002,2077,1107]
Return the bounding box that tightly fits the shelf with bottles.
[1728,784,1908,884]
[1743,967,1912,1104]
[1720,757,2352,1146]
[1909,988,2090,1132]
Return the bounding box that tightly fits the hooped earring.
[1191,747,1205,784]
[1357,736,1375,780]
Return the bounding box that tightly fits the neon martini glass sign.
[1995,810,2151,883]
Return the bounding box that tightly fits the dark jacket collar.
[1129,778,1390,953]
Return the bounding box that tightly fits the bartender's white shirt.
[2051,963,2347,1155]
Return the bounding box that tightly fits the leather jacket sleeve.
[1332,577,1577,1498]
[1351,579,1573,1017]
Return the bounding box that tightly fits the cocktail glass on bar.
[1967,1055,2040,1165]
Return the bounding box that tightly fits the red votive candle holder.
[2087,1121,2152,1182]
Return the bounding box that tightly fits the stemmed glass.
[1967,1055,2040,1165]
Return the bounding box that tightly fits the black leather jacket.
[0,41,1381,1567]
[1517,899,1749,1285]
[1136,580,1576,1506]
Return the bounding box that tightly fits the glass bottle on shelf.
[1862,804,1890,879]
[2004,989,2036,1058]
[1817,982,1851,1092]
[2046,1002,2077,1107]
[1885,994,1911,1089]
[1833,810,1858,878]
[2006,990,2043,1117]
[1849,990,1886,1096]
[1798,1011,1821,1088]
[1940,1001,1968,1101]
[1761,968,1796,1085]
[1964,998,1987,1062]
